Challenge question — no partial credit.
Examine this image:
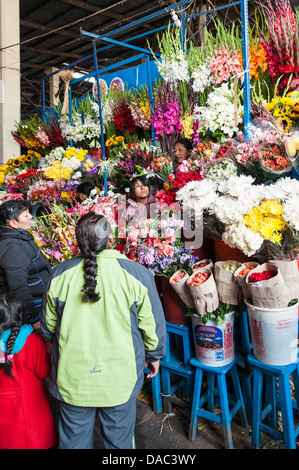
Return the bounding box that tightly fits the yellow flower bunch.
[83,158,95,171]
[27,150,41,161]
[266,92,299,132]
[139,100,151,121]
[43,161,73,180]
[105,135,125,147]
[64,147,88,161]
[180,112,194,140]
[243,199,286,244]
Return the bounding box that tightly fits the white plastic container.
[245,300,299,366]
[191,311,235,366]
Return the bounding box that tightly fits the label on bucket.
[194,322,234,363]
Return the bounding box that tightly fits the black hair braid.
[76,212,112,303]
[82,243,100,303]
[0,321,22,376]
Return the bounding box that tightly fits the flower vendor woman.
[126,176,155,222]
[173,137,193,172]
[40,213,166,449]
[76,181,96,203]
[0,200,52,334]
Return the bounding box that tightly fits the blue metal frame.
[38,0,252,196]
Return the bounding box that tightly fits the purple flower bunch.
[136,243,198,278]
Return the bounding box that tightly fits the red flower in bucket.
[249,270,276,282]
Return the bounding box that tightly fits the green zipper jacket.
[41,249,166,407]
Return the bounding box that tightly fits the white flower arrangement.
[222,222,264,256]
[60,112,102,149]
[193,82,243,138]
[191,63,213,93]
[176,179,218,218]
[45,146,65,164]
[206,160,237,183]
[157,50,190,84]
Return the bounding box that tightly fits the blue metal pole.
[92,41,108,196]
[146,55,155,143]
[240,0,252,142]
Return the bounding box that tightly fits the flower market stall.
[2,0,299,448]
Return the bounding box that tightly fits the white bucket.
[191,312,235,367]
[245,300,299,366]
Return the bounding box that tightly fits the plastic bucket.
[245,300,299,366]
[191,312,235,366]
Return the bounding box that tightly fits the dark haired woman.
[0,293,57,449]
[0,200,52,333]
[41,212,166,449]
[76,181,95,202]
[173,137,193,171]
[126,175,155,222]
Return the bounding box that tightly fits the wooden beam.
[21,45,83,59]
[21,61,51,70]
[20,19,78,39]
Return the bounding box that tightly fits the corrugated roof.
[18,0,261,115]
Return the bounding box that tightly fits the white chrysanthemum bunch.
[193,82,243,138]
[222,222,264,256]
[176,180,218,218]
[282,196,299,231]
[61,155,82,171]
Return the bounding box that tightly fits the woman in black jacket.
[0,200,52,333]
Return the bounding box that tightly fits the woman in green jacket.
[41,212,166,449]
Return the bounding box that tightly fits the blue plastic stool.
[235,309,253,423]
[188,353,248,449]
[164,321,194,369]
[143,367,162,413]
[247,354,299,449]
[159,321,195,413]
[160,354,194,413]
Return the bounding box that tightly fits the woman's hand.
[145,359,160,378]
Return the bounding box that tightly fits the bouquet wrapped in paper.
[234,262,259,301]
[269,259,299,304]
[214,261,242,305]
[192,259,214,272]
[169,269,195,309]
[245,262,290,308]
[186,269,219,315]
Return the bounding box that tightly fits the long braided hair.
[75,212,112,303]
[0,294,25,377]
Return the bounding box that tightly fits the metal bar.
[99,0,193,39]
[70,53,147,85]
[240,0,252,142]
[186,0,241,19]
[92,41,108,196]
[80,30,154,56]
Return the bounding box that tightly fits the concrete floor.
[48,378,286,451]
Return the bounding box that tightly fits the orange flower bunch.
[249,43,268,80]
[238,43,268,80]
[152,155,171,172]
[22,136,46,150]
